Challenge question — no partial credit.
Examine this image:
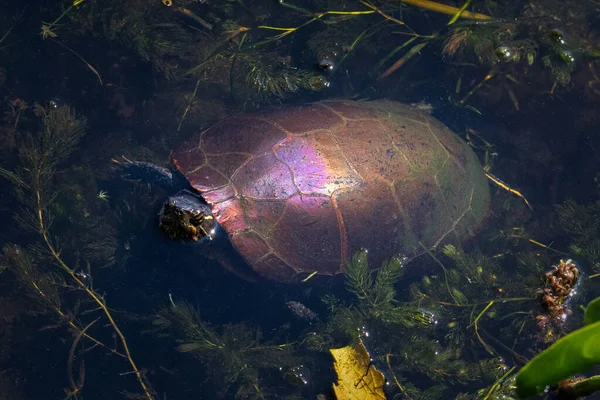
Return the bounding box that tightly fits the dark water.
[0,0,599,399]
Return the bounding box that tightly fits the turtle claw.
[112,156,144,181]
[111,155,134,174]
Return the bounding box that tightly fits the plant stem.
[400,0,490,20]
[34,172,154,399]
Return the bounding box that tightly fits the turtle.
[116,100,490,283]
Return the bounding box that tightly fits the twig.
[447,0,473,25]
[50,39,103,85]
[41,0,86,39]
[18,265,125,358]
[175,8,213,30]
[400,0,490,20]
[255,7,374,46]
[459,69,497,104]
[0,7,26,47]
[471,300,496,356]
[485,172,532,210]
[177,75,202,131]
[385,353,413,399]
[483,365,515,400]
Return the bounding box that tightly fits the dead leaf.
[330,339,387,399]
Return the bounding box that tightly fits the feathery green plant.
[345,249,433,326]
[153,301,298,399]
[0,104,154,399]
[556,200,600,269]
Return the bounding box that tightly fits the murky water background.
[1,0,599,399]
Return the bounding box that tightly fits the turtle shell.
[172,100,490,282]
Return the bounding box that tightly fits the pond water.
[0,0,599,399]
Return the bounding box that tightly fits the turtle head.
[158,190,216,243]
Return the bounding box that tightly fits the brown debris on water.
[535,259,580,342]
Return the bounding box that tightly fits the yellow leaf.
[330,339,387,399]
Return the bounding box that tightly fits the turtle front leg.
[112,156,186,191]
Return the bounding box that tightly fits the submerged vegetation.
[516,295,600,398]
[325,249,516,398]
[153,302,300,399]
[23,0,598,117]
[0,104,155,399]
[146,247,531,399]
[0,0,599,399]
[556,200,600,269]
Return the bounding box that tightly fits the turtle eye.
[163,200,177,213]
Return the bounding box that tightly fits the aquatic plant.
[153,301,300,399]
[345,249,433,326]
[0,104,155,399]
[40,0,600,119]
[0,2,597,399]
[197,45,329,104]
[516,295,600,398]
[312,249,518,398]
[459,368,516,400]
[556,200,600,269]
